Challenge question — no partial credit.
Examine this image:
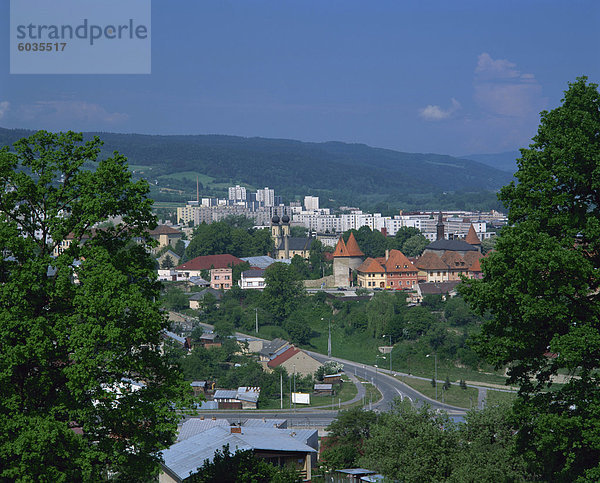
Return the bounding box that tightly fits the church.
[270,215,315,260]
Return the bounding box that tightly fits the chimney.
[231,426,242,434]
[200,416,205,420]
[385,249,389,260]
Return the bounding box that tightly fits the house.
[210,267,233,290]
[239,268,266,290]
[258,338,291,362]
[148,225,183,253]
[173,254,245,280]
[213,387,261,410]
[356,249,419,290]
[190,381,207,397]
[156,249,181,268]
[197,332,221,349]
[188,287,223,309]
[332,233,364,287]
[266,346,322,377]
[160,423,318,482]
[415,280,461,302]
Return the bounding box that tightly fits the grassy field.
[344,377,383,410]
[259,376,357,410]
[396,376,479,409]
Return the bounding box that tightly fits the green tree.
[359,401,458,481]
[392,226,422,250]
[188,445,300,482]
[320,408,379,471]
[262,263,305,323]
[401,234,429,256]
[161,254,175,269]
[0,131,190,481]
[460,77,600,481]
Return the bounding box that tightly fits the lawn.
[344,377,383,410]
[398,376,479,409]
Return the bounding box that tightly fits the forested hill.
[0,127,512,207]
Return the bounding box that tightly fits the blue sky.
[1,0,598,155]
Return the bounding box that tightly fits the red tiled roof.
[414,251,449,271]
[267,346,301,368]
[345,233,364,257]
[356,257,386,273]
[175,254,244,271]
[332,238,348,257]
[385,250,417,273]
[465,224,481,245]
[463,251,484,271]
[441,250,466,269]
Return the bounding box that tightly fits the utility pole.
[280,371,283,409]
[383,334,392,371]
[255,307,258,334]
[327,319,332,359]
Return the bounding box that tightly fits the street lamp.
[426,353,438,400]
[382,334,392,371]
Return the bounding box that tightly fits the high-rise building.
[256,187,275,207]
[304,196,319,211]
[228,185,247,201]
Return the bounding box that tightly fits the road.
[305,350,467,416]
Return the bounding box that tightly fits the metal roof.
[315,384,333,390]
[213,389,237,400]
[162,426,317,481]
[177,418,229,442]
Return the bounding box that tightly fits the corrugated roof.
[240,256,278,269]
[162,426,317,481]
[213,389,237,399]
[177,418,229,442]
[315,384,333,390]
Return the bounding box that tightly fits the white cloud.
[419,98,461,121]
[19,101,128,125]
[0,101,9,120]
[473,53,545,118]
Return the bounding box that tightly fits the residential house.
[356,249,419,290]
[213,387,261,410]
[210,267,233,290]
[160,423,318,482]
[188,287,223,309]
[239,268,266,290]
[157,249,181,269]
[415,280,461,302]
[266,346,322,377]
[148,225,183,253]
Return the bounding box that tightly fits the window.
[390,281,394,286]
[214,275,220,280]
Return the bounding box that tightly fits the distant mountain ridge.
[462,150,520,174]
[0,127,512,203]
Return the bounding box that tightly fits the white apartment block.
[228,185,247,201]
[304,196,319,211]
[256,187,275,207]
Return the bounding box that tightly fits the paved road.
[306,350,467,416]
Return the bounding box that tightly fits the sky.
[1,0,598,156]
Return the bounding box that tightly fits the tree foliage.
[262,262,305,323]
[188,445,300,483]
[0,131,190,480]
[460,77,600,481]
